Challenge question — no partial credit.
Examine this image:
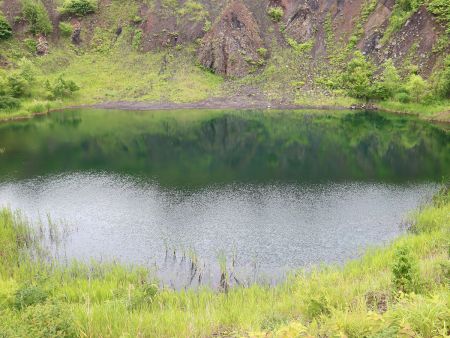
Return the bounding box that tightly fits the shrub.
[21,0,53,36]
[287,38,314,54]
[127,283,158,310]
[131,15,142,24]
[132,29,142,50]
[405,74,428,103]
[17,303,76,338]
[428,0,450,33]
[0,15,13,40]
[0,96,21,110]
[267,6,284,22]
[394,92,410,103]
[60,0,96,17]
[7,74,30,98]
[59,22,73,37]
[305,296,330,319]
[341,51,376,101]
[257,47,268,58]
[0,71,8,95]
[24,38,38,53]
[379,59,401,99]
[46,76,79,99]
[432,55,450,99]
[27,100,51,113]
[18,57,37,83]
[392,246,420,294]
[14,285,48,310]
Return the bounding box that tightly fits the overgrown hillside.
[0,0,449,120]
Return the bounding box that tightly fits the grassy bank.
[0,189,448,337]
[1,40,449,123]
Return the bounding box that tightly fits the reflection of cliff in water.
[0,110,448,185]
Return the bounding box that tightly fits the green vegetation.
[21,0,53,36]
[0,53,79,120]
[341,51,376,101]
[267,6,284,22]
[59,0,97,17]
[0,189,448,337]
[428,0,450,33]
[0,15,12,41]
[286,38,314,55]
[58,22,73,38]
[338,51,449,111]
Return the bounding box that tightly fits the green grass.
[378,99,450,119]
[34,46,223,105]
[0,188,448,337]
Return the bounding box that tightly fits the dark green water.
[0,109,448,184]
[0,109,448,287]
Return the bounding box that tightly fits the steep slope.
[197,0,265,77]
[0,0,448,118]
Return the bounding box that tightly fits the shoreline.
[1,98,449,124]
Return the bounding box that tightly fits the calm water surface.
[0,109,448,287]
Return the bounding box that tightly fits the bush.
[392,246,420,294]
[7,74,30,98]
[132,29,142,50]
[428,0,450,33]
[432,55,450,99]
[22,0,53,36]
[27,100,51,113]
[60,0,96,17]
[0,95,21,110]
[394,92,410,103]
[405,74,428,103]
[14,285,48,310]
[19,304,77,338]
[24,38,38,53]
[0,15,13,40]
[267,7,284,22]
[0,71,8,95]
[341,51,376,101]
[257,47,268,58]
[46,76,79,99]
[379,59,401,99]
[18,57,37,83]
[59,22,73,37]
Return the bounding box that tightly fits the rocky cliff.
[1,0,448,79]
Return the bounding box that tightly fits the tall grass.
[0,189,448,337]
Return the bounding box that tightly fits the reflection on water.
[0,109,448,184]
[0,109,448,287]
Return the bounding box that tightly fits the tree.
[22,0,53,36]
[406,74,428,103]
[380,59,401,99]
[341,51,376,101]
[0,15,12,40]
[432,56,450,99]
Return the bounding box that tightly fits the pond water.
[0,109,448,288]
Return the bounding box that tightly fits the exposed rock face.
[284,0,319,43]
[197,1,265,77]
[71,19,82,45]
[378,6,444,76]
[36,36,49,55]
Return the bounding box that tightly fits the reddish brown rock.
[36,35,49,55]
[197,0,265,78]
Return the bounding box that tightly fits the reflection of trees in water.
[0,110,448,185]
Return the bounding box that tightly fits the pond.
[0,109,448,288]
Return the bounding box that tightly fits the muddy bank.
[74,100,351,111]
[1,95,449,125]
